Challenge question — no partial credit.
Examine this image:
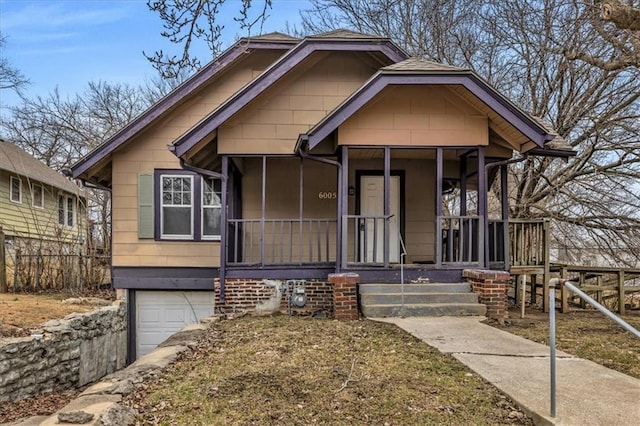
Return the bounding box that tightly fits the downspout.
[483,155,528,269]
[168,145,229,302]
[296,136,343,273]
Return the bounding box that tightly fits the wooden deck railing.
[227,218,336,266]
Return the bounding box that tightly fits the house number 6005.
[318,192,337,199]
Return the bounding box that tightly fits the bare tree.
[1,81,154,257]
[561,0,640,70]
[301,0,640,266]
[145,0,273,78]
[0,32,29,94]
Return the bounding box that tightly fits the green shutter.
[138,173,154,239]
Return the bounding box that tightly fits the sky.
[0,0,311,110]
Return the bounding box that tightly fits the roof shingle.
[0,140,83,195]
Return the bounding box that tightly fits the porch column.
[261,155,266,266]
[383,146,391,267]
[501,165,510,271]
[460,152,467,216]
[220,155,228,303]
[340,147,349,269]
[478,147,487,268]
[435,148,443,267]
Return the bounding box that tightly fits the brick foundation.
[328,273,360,320]
[463,269,510,322]
[214,278,333,316]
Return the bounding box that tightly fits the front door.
[360,175,400,263]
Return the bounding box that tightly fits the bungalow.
[71,30,572,359]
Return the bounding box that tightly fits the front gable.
[337,85,489,148]
[217,51,388,154]
[72,36,298,187]
[172,34,408,160]
[302,59,559,155]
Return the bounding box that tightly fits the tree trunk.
[602,0,640,30]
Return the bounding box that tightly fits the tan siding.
[218,52,379,154]
[0,170,87,244]
[238,158,338,263]
[108,50,284,268]
[338,85,489,147]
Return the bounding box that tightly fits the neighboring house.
[0,139,87,248]
[71,30,573,358]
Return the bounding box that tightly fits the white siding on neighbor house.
[135,290,215,358]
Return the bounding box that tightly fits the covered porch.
[218,145,514,282]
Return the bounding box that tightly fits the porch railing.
[227,218,336,266]
[438,215,482,264]
[346,214,393,265]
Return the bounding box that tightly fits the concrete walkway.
[375,316,640,426]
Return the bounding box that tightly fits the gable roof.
[300,57,559,152]
[71,35,299,182]
[0,139,84,195]
[171,31,408,158]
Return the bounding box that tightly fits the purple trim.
[383,147,391,267]
[306,74,551,149]
[460,152,467,216]
[127,289,136,363]
[477,147,487,268]
[219,156,229,302]
[226,266,335,280]
[173,39,407,158]
[71,40,295,180]
[436,148,443,267]
[113,266,219,290]
[500,165,510,271]
[339,147,349,269]
[347,267,463,283]
[527,147,576,157]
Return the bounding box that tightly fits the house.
[0,139,87,250]
[71,30,573,359]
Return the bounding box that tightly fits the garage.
[134,290,216,358]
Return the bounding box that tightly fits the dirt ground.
[0,291,114,338]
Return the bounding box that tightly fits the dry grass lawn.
[489,307,640,379]
[0,293,107,337]
[125,315,532,425]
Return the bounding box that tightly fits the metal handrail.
[393,216,408,308]
[548,278,640,418]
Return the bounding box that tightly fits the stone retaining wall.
[0,301,127,402]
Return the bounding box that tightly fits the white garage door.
[135,291,215,358]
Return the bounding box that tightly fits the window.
[154,171,222,241]
[32,183,44,208]
[58,195,75,227]
[10,176,21,203]
[202,178,222,239]
[161,175,194,239]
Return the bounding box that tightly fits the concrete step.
[360,292,479,305]
[359,282,472,294]
[361,303,487,318]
